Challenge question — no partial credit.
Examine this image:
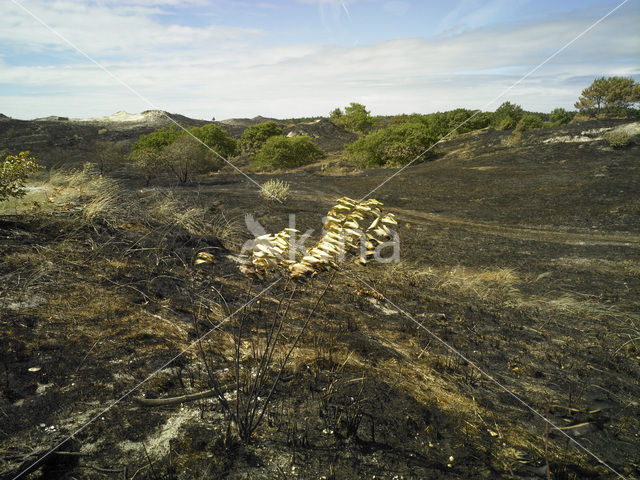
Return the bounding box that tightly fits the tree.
[330,102,374,134]
[575,76,640,116]
[132,127,182,155]
[549,108,573,126]
[239,121,283,155]
[160,135,223,183]
[132,147,163,186]
[492,101,524,130]
[0,151,39,202]
[253,136,324,170]
[94,141,126,175]
[189,124,237,158]
[515,114,544,132]
[329,107,343,119]
[345,122,438,167]
[131,124,236,183]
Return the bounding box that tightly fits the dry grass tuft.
[260,178,290,202]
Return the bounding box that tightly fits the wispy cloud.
[1,0,638,119]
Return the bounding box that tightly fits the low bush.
[189,124,237,158]
[253,136,324,170]
[131,124,236,183]
[239,121,283,155]
[330,102,375,134]
[515,114,544,132]
[132,127,182,154]
[492,102,524,130]
[345,122,438,167]
[604,131,631,148]
[0,151,40,202]
[549,108,573,126]
[160,135,224,183]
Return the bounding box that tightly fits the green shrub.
[161,135,224,183]
[515,114,544,132]
[390,109,490,137]
[131,124,236,183]
[189,124,237,158]
[604,131,631,149]
[549,108,573,126]
[492,102,524,130]
[133,127,182,154]
[0,151,40,202]
[239,121,283,155]
[133,124,237,159]
[345,122,438,167]
[253,136,324,170]
[330,102,374,134]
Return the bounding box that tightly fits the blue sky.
[1,0,638,120]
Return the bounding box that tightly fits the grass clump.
[604,131,631,148]
[260,178,290,202]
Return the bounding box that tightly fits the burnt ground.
[1,120,639,479]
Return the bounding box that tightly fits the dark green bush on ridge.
[189,123,237,158]
[515,113,544,132]
[133,127,182,154]
[548,108,573,126]
[390,109,490,138]
[492,101,524,130]
[240,121,283,155]
[330,102,375,134]
[345,122,438,168]
[253,136,324,170]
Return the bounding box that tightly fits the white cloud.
[1,1,638,120]
[2,0,263,58]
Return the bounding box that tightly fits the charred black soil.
[1,120,639,479]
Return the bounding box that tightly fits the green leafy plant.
[239,121,283,155]
[131,124,236,183]
[515,113,544,132]
[330,102,375,134]
[253,135,324,170]
[132,127,182,155]
[549,108,573,126]
[492,101,524,130]
[0,151,40,202]
[189,123,237,158]
[345,122,437,167]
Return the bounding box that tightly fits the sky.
[1,0,638,120]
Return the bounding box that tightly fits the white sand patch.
[119,406,202,459]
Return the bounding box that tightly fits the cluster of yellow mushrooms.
[237,197,397,279]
